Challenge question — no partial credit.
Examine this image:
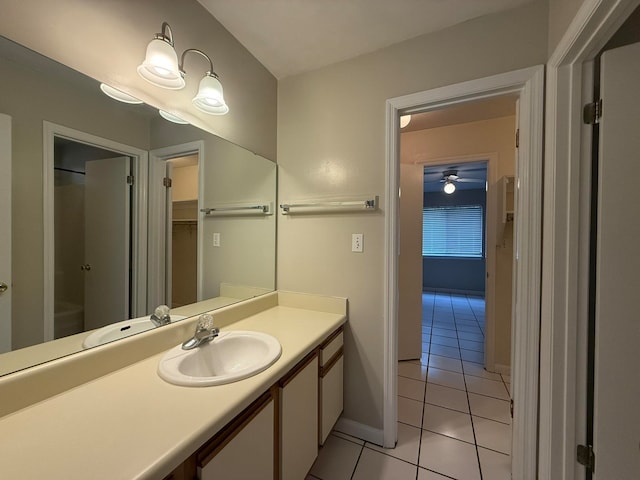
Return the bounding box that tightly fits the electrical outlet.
[352,233,364,252]
[213,232,221,247]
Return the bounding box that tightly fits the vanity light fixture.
[159,110,189,124]
[99,83,143,104]
[443,180,456,194]
[137,22,185,89]
[138,22,229,115]
[181,49,229,115]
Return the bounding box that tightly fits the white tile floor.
[308,292,512,480]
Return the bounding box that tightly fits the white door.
[0,114,11,353]
[592,41,640,479]
[398,164,423,360]
[83,157,131,331]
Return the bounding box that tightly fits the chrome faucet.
[182,314,219,350]
[150,305,172,327]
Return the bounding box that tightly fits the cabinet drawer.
[319,328,343,367]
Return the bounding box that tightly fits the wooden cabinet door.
[280,352,319,480]
[198,394,275,480]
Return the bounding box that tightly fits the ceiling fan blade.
[456,178,485,183]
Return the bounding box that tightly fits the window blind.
[422,205,483,257]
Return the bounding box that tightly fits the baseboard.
[493,363,511,376]
[334,417,384,447]
[422,287,485,297]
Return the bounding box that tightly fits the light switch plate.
[352,233,363,252]
[213,232,221,247]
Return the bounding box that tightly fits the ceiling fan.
[439,169,485,194]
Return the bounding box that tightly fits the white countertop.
[0,298,346,479]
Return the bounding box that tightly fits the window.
[422,205,484,257]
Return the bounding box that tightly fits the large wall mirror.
[0,35,276,376]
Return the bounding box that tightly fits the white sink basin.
[82,315,186,348]
[158,331,282,387]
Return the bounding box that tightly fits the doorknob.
[80,264,92,271]
[0,282,7,293]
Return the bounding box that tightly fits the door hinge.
[163,177,172,188]
[577,444,595,472]
[515,128,520,148]
[583,99,602,125]
[126,175,134,185]
[510,398,514,418]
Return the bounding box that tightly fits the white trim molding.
[43,122,148,341]
[0,114,11,354]
[540,1,640,479]
[335,418,384,446]
[385,66,545,477]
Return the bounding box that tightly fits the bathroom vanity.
[0,291,346,479]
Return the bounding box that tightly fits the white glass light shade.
[192,74,229,115]
[400,115,411,128]
[99,84,143,104]
[137,38,185,89]
[443,181,456,194]
[159,110,189,124]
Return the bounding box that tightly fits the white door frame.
[540,1,640,478]
[148,141,204,312]
[385,66,544,478]
[413,153,499,372]
[0,114,11,353]
[43,121,148,341]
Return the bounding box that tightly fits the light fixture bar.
[137,22,229,115]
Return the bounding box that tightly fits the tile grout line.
[416,291,436,480]
[348,442,365,480]
[461,293,484,480]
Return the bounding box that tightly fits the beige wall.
[171,164,199,202]
[277,2,547,432]
[0,0,277,160]
[401,116,517,369]
[548,0,587,56]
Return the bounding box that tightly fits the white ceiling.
[197,0,534,79]
[402,95,517,133]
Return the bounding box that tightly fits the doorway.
[148,141,204,312]
[43,122,148,342]
[53,137,133,337]
[165,154,200,308]
[541,1,640,477]
[397,102,518,477]
[385,65,544,479]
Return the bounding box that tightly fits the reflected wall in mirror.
[0,35,276,376]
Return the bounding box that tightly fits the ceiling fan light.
[192,73,229,115]
[400,114,411,128]
[137,37,185,89]
[443,181,456,194]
